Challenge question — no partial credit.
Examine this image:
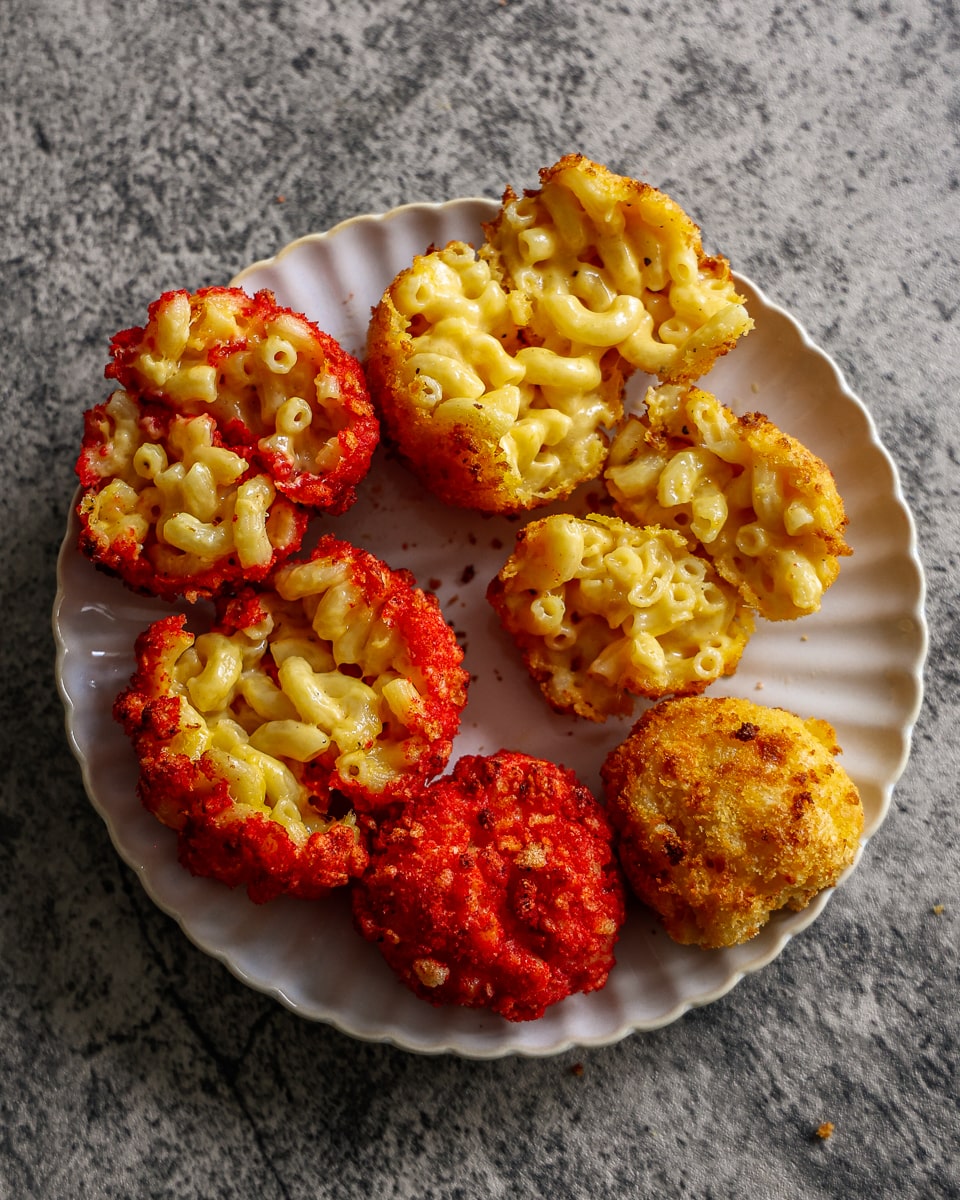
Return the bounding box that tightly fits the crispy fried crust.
[113,538,469,900]
[601,696,864,948]
[352,751,625,1021]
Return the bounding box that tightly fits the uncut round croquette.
[601,695,864,948]
[352,751,626,1021]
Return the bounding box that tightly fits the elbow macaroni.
[490,155,753,382]
[77,389,304,597]
[106,286,378,513]
[605,385,852,619]
[366,155,752,514]
[122,537,468,838]
[487,513,754,721]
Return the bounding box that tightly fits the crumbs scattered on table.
[815,1121,834,1140]
[932,903,945,915]
[460,564,476,585]
[755,681,764,690]
[570,1062,584,1077]
[429,578,443,592]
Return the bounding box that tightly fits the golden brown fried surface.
[601,696,864,947]
[605,384,851,620]
[366,155,752,514]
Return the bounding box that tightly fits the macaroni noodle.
[77,389,306,600]
[107,286,379,513]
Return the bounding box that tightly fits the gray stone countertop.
[2,1,957,1196]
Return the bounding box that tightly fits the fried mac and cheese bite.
[107,286,379,512]
[76,392,308,601]
[352,751,625,1021]
[78,286,380,601]
[114,536,469,900]
[487,514,754,721]
[605,384,851,620]
[366,155,751,514]
[601,696,864,948]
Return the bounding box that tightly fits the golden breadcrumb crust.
[601,695,863,947]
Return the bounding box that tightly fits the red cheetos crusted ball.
[77,287,379,602]
[112,536,469,902]
[352,751,625,1021]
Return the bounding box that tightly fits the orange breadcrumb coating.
[601,696,864,948]
[352,751,626,1021]
[114,537,470,901]
[113,613,369,903]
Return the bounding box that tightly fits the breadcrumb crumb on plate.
[54,198,926,1057]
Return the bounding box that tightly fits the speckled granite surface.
[2,1,958,1196]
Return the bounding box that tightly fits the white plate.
[54,200,927,1057]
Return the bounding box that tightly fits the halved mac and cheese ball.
[367,240,625,512]
[485,154,753,384]
[352,751,625,1022]
[605,384,851,620]
[76,391,308,602]
[113,613,369,904]
[114,536,470,900]
[487,513,754,721]
[107,286,379,512]
[366,155,751,514]
[601,696,864,948]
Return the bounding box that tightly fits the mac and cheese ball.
[352,751,625,1022]
[367,240,625,512]
[114,537,469,899]
[107,286,379,512]
[113,613,369,903]
[366,155,751,514]
[601,696,864,948]
[605,384,851,620]
[487,513,754,721]
[76,392,308,602]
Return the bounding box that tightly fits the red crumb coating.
[113,614,369,903]
[106,286,380,513]
[352,751,625,1021]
